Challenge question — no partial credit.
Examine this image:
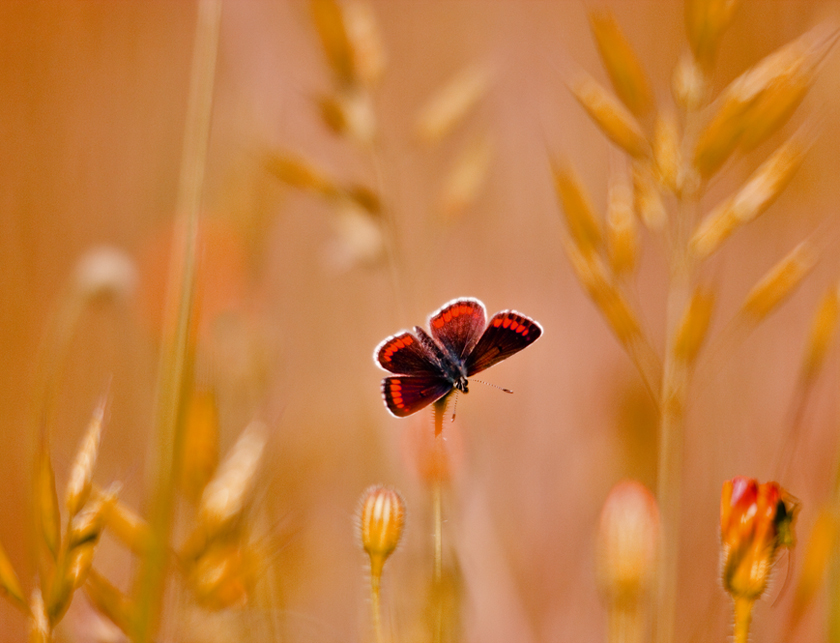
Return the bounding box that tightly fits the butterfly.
[374,297,543,417]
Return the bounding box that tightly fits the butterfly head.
[454,376,469,394]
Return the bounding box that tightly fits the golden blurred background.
[2,1,840,642]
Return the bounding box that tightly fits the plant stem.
[654,253,692,643]
[732,597,754,643]
[370,572,383,643]
[608,604,643,643]
[131,0,220,640]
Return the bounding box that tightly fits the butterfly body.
[374,297,542,417]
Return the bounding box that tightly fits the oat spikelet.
[343,1,386,88]
[439,134,493,220]
[691,135,808,258]
[738,25,837,151]
[632,162,667,230]
[36,437,61,559]
[264,153,340,197]
[589,9,654,117]
[564,239,641,344]
[65,396,106,518]
[83,569,134,637]
[551,159,603,255]
[741,242,817,321]
[694,25,837,178]
[181,387,220,505]
[65,486,118,592]
[28,588,50,643]
[801,284,840,381]
[606,172,637,277]
[673,287,715,365]
[311,0,354,87]
[102,493,151,556]
[672,53,709,111]
[198,421,266,537]
[653,111,682,193]
[0,538,25,610]
[685,0,740,68]
[570,74,650,159]
[415,64,491,145]
[188,541,255,609]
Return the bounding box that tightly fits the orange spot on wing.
[433,318,444,328]
[502,318,512,328]
[404,336,413,345]
[493,318,502,327]
[509,321,519,331]
[444,311,453,322]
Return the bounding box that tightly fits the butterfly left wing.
[382,375,453,417]
[465,310,542,376]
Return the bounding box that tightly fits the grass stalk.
[370,572,383,643]
[732,597,754,643]
[130,0,221,640]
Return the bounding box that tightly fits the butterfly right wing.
[428,297,487,361]
[465,310,543,375]
[382,375,453,417]
[375,330,441,375]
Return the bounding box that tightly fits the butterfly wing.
[428,297,487,362]
[465,310,543,375]
[382,375,453,417]
[375,330,441,375]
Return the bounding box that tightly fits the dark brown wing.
[428,297,487,361]
[465,310,542,376]
[381,375,453,417]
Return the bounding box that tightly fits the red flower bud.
[720,477,797,600]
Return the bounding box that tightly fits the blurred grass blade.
[35,434,61,560]
[0,537,26,611]
[415,64,491,145]
[131,0,221,640]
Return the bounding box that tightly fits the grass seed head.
[691,134,807,259]
[589,9,654,118]
[672,52,709,111]
[102,496,151,556]
[83,569,134,637]
[564,240,641,344]
[36,439,61,560]
[551,159,604,255]
[570,74,650,159]
[801,285,840,381]
[264,153,341,197]
[741,242,817,321]
[311,0,355,87]
[343,1,386,88]
[653,111,682,193]
[65,397,106,518]
[673,287,715,365]
[0,538,25,610]
[439,134,494,221]
[685,0,740,69]
[632,161,666,230]
[188,541,255,610]
[606,172,638,277]
[28,588,50,643]
[198,421,267,539]
[415,64,491,145]
[359,485,406,579]
[596,480,659,606]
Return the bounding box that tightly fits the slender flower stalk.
[359,485,406,643]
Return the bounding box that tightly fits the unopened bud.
[359,485,406,578]
[596,480,659,605]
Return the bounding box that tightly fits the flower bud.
[720,477,797,600]
[596,480,659,605]
[359,485,406,578]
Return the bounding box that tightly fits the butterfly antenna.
[450,392,459,422]
[472,378,514,394]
